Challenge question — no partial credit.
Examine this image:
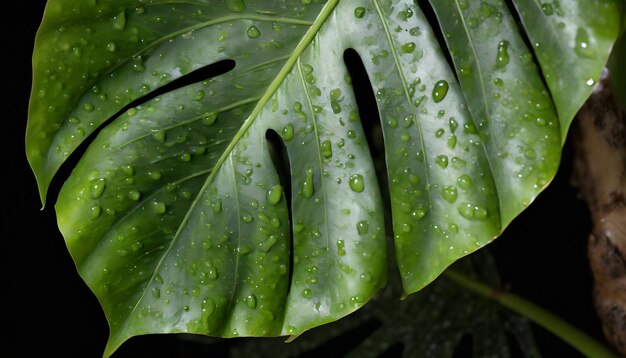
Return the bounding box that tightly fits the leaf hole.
[265,129,294,297]
[343,49,393,237]
[46,59,236,205]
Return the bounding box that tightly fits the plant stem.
[444,269,616,358]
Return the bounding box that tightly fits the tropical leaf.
[25,0,620,356]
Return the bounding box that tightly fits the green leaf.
[25,0,620,356]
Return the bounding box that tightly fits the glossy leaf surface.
[25,0,620,356]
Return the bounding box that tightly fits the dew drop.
[356,220,369,236]
[131,241,143,252]
[495,40,510,68]
[148,171,162,180]
[129,190,141,201]
[401,223,412,233]
[211,199,222,213]
[402,42,416,53]
[282,124,294,141]
[153,201,167,214]
[244,294,257,309]
[151,129,166,143]
[432,80,449,103]
[91,205,101,219]
[90,178,106,199]
[349,174,365,192]
[435,155,449,168]
[246,25,261,39]
[301,289,312,299]
[227,0,246,12]
[112,10,126,30]
[354,7,365,18]
[259,235,278,253]
[336,240,346,256]
[266,185,283,205]
[302,168,314,198]
[457,174,473,189]
[441,186,458,203]
[83,103,95,112]
[321,140,333,158]
[541,3,553,15]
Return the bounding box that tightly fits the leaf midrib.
[110,0,341,345]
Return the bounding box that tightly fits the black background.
[1,1,609,357]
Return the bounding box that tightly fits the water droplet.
[357,220,369,236]
[83,103,94,112]
[244,294,257,309]
[575,28,592,58]
[541,3,553,15]
[321,140,333,158]
[151,287,160,298]
[302,168,314,198]
[496,40,510,68]
[242,214,253,223]
[129,190,141,201]
[211,199,222,213]
[457,174,473,189]
[131,241,143,252]
[193,90,205,101]
[442,186,458,203]
[336,240,346,256]
[282,124,294,141]
[180,153,191,162]
[354,7,366,18]
[397,8,413,20]
[106,42,117,52]
[447,135,457,149]
[349,174,365,192]
[586,78,596,86]
[90,178,106,199]
[153,201,167,214]
[151,129,166,143]
[148,171,162,180]
[432,80,449,103]
[266,185,283,205]
[409,26,421,36]
[227,0,246,12]
[259,235,278,253]
[435,155,449,168]
[301,289,312,299]
[246,25,261,39]
[402,42,416,53]
[112,10,126,30]
[400,223,412,233]
[91,205,101,219]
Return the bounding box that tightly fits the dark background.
[1,1,608,357]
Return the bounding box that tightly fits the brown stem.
[571,70,626,356]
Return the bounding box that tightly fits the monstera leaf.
[26,0,620,356]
